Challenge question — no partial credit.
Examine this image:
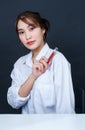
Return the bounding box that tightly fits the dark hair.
[15,11,50,41]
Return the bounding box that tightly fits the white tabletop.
[0,114,85,130]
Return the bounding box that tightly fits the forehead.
[17,17,39,27]
[17,20,28,27]
[17,20,36,30]
[17,20,29,30]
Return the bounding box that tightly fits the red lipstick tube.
[47,51,56,64]
[47,47,57,64]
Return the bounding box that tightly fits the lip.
[27,41,35,45]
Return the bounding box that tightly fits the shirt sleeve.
[7,63,30,109]
[53,52,75,113]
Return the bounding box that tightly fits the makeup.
[47,47,58,64]
[27,41,34,45]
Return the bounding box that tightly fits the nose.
[25,31,31,40]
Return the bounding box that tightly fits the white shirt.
[7,43,75,114]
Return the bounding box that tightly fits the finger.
[34,61,44,72]
[40,56,48,63]
[39,62,45,72]
[39,60,48,70]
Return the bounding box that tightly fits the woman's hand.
[32,56,48,79]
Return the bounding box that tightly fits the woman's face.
[17,20,45,52]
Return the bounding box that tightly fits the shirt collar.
[36,43,50,60]
[25,43,51,67]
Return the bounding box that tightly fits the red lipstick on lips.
[27,41,34,45]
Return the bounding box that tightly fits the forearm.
[18,73,37,97]
[18,57,48,97]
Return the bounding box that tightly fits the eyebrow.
[18,28,23,31]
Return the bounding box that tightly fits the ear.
[42,29,46,34]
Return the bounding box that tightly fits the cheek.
[19,36,25,43]
[33,31,39,38]
[35,31,44,40]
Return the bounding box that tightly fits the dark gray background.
[0,0,85,113]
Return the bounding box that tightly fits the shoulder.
[53,50,71,66]
[52,50,71,75]
[55,51,67,60]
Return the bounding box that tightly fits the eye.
[18,31,24,35]
[28,26,35,31]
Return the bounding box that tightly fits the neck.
[32,42,45,62]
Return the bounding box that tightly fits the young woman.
[7,10,75,114]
